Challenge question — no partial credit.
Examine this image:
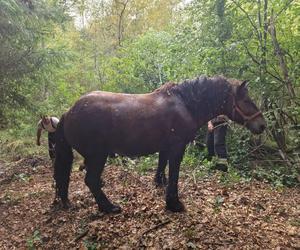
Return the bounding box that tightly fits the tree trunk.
[268,10,295,99]
[116,0,129,46]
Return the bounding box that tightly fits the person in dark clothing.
[206,115,228,172]
[36,115,59,165]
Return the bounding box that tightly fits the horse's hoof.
[100,204,122,214]
[166,200,185,212]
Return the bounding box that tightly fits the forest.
[0,0,299,249]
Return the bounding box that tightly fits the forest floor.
[0,157,299,249]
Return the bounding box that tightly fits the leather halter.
[231,94,262,126]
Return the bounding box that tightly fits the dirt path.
[0,159,299,249]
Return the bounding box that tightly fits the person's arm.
[36,122,43,146]
[208,120,214,132]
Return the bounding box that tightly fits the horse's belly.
[110,133,168,157]
[115,148,158,157]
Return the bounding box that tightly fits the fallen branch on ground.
[137,219,172,247]
[74,229,89,242]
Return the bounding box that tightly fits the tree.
[0,0,68,125]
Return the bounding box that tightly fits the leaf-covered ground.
[0,158,299,249]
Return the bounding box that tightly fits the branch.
[74,229,89,242]
[231,0,261,41]
[278,149,293,167]
[137,219,172,247]
[116,0,129,46]
[234,138,267,163]
[276,0,294,19]
[241,41,284,83]
[269,10,296,98]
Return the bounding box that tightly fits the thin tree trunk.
[116,0,129,46]
[269,10,295,99]
[261,0,287,152]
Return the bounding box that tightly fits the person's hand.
[208,121,214,132]
[37,141,41,146]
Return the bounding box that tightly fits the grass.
[26,230,42,250]
[13,173,32,183]
[109,154,158,175]
[83,239,98,250]
[1,192,22,205]
[0,129,45,161]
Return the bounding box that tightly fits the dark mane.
[170,76,232,120]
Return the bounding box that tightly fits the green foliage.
[111,154,158,175]
[27,230,42,250]
[0,0,70,125]
[181,144,207,170]
[0,128,46,160]
[83,239,98,250]
[2,192,21,205]
[213,195,224,212]
[252,164,299,188]
[14,172,32,182]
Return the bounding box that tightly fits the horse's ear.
[240,80,249,89]
[237,80,249,98]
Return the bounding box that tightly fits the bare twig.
[251,159,300,163]
[278,149,293,167]
[137,219,172,247]
[231,0,261,41]
[241,40,284,83]
[275,0,294,19]
[235,138,268,163]
[74,229,89,242]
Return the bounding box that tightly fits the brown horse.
[54,76,266,213]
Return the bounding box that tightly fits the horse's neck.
[201,84,230,123]
[183,80,230,126]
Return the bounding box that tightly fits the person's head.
[41,115,50,124]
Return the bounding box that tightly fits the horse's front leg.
[84,155,121,214]
[166,145,186,212]
[154,151,168,187]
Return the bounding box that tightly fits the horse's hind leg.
[154,151,168,187]
[166,145,186,212]
[84,154,121,214]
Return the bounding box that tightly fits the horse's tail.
[53,114,73,204]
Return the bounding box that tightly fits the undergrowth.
[1,125,299,187]
[0,128,45,161]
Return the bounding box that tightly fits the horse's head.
[227,80,266,134]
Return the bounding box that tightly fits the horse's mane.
[159,76,233,119]
[155,76,235,93]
